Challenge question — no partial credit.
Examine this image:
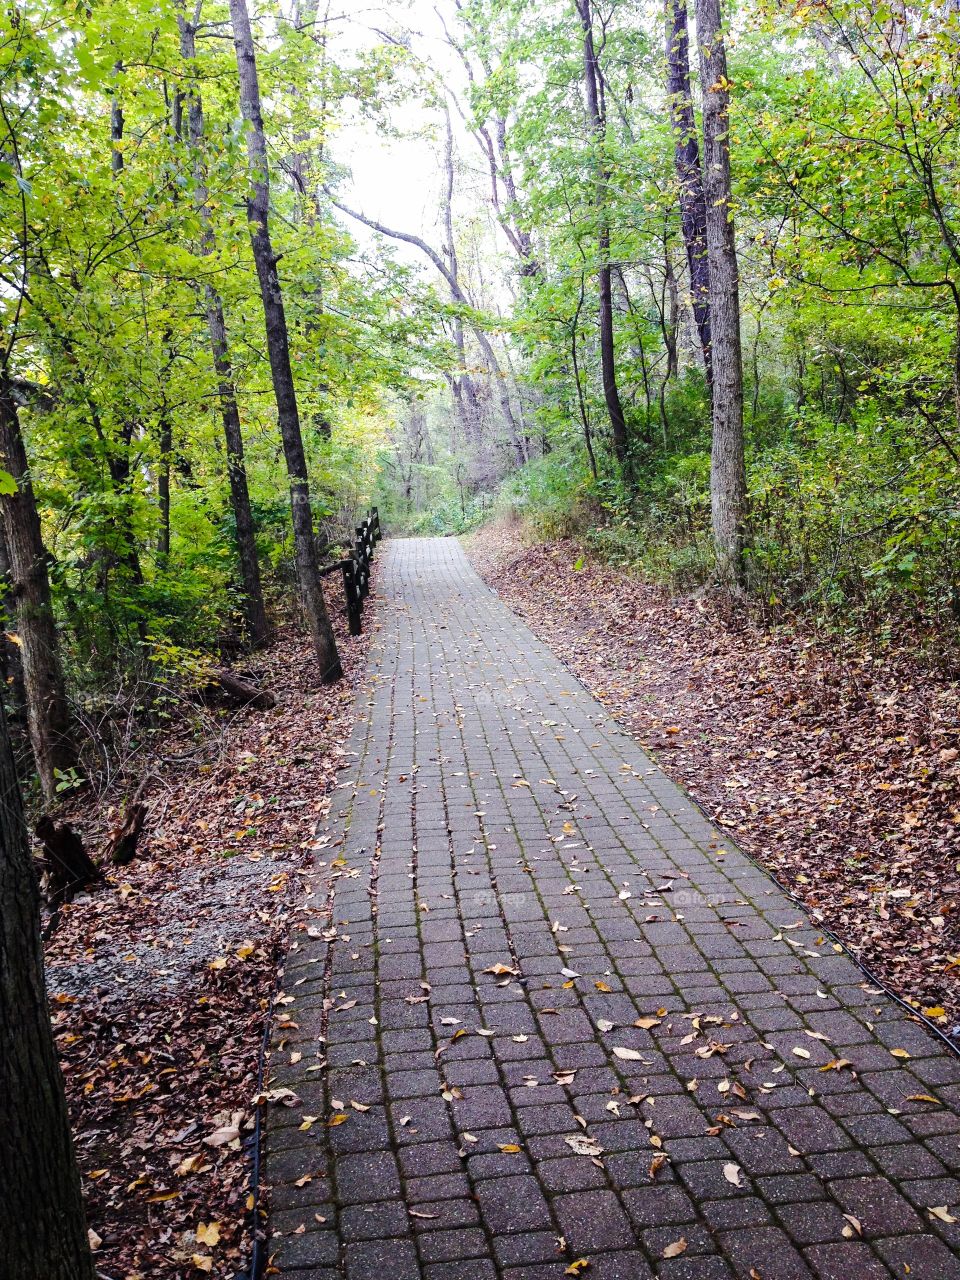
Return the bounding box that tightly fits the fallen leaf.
[928,1206,958,1223]
[564,1133,604,1157]
[662,1238,687,1258]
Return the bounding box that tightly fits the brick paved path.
[266,537,960,1280]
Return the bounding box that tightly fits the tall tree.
[575,0,630,473]
[695,0,747,583]
[0,378,75,803]
[666,0,712,389]
[0,33,76,801]
[228,0,342,682]
[437,5,540,279]
[179,5,270,648]
[0,680,94,1280]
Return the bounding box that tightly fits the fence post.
[341,560,362,636]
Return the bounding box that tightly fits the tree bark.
[0,377,75,802]
[179,11,270,649]
[228,0,341,681]
[575,0,630,473]
[666,0,713,390]
[0,686,95,1280]
[695,0,747,585]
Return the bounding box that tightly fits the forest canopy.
[0,0,958,799]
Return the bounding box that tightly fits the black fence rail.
[319,507,382,635]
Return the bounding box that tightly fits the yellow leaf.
[595,981,612,993]
[890,1048,911,1059]
[922,1006,946,1018]
[196,1222,220,1246]
[498,1143,521,1153]
[565,1260,591,1276]
[327,1113,349,1127]
[192,1256,213,1273]
[208,957,227,971]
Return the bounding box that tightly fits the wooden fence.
[319,507,382,635]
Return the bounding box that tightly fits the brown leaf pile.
[467,523,960,1031]
[44,606,371,1280]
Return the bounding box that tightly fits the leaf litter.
[44,606,371,1279]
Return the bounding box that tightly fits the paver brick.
[265,537,960,1280]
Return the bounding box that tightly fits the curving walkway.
[265,537,960,1280]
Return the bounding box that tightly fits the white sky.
[322,0,498,268]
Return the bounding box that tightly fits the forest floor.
[43,604,372,1280]
[466,520,960,1034]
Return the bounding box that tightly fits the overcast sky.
[323,0,499,269]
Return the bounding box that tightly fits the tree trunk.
[108,69,149,634]
[0,516,28,742]
[179,12,271,649]
[157,413,171,563]
[666,0,713,390]
[35,816,100,905]
[440,108,526,465]
[576,0,630,473]
[0,378,75,802]
[0,686,95,1280]
[695,0,747,585]
[229,0,341,682]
